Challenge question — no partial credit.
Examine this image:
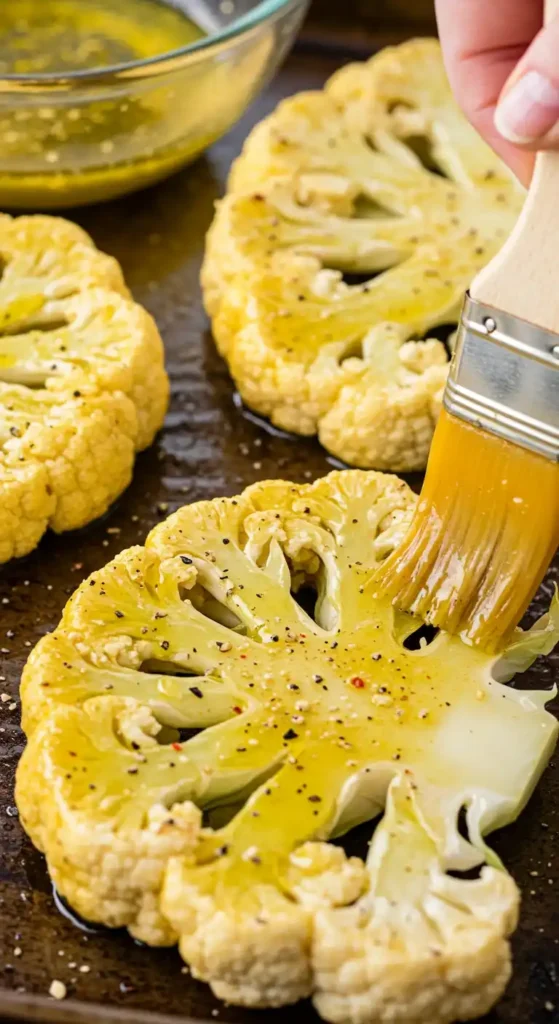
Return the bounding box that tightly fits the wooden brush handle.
[471,0,559,331]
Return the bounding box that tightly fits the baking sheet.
[0,42,557,1024]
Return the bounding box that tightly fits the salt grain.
[49,980,67,1000]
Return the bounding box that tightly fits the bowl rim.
[0,0,305,88]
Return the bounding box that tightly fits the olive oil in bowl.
[0,0,204,76]
[0,0,286,207]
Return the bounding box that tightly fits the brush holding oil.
[0,0,307,207]
[376,0,559,656]
[376,0,559,653]
[376,302,559,651]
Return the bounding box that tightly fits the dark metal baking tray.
[0,34,557,1024]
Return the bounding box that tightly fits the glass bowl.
[0,0,308,209]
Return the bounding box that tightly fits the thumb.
[495,15,559,147]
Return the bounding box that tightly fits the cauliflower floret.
[0,454,54,565]
[287,842,367,909]
[17,697,202,944]
[318,327,447,471]
[16,471,558,1021]
[164,858,315,1007]
[0,214,169,562]
[313,776,518,1024]
[0,384,137,550]
[203,40,524,470]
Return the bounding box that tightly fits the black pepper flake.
[222,538,230,545]
[115,610,124,619]
[181,556,193,565]
[189,686,203,699]
[308,795,322,803]
[313,674,323,683]
[217,845,229,856]
[161,640,170,651]
[283,728,298,740]
[127,767,139,775]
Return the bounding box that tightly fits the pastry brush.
[376,2,559,652]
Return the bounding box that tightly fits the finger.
[494,15,559,149]
[435,0,541,183]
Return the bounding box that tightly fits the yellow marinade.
[0,0,206,207]
[0,0,203,74]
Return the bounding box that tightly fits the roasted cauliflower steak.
[202,39,524,470]
[17,470,558,1024]
[0,214,169,561]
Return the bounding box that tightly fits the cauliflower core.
[16,471,558,1023]
[202,39,524,470]
[0,214,169,562]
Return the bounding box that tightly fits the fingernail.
[495,70,559,143]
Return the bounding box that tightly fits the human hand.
[435,0,559,185]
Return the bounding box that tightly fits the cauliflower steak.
[16,470,559,1023]
[203,40,524,470]
[0,214,169,561]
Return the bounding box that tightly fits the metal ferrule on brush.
[444,293,559,462]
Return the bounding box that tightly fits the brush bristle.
[375,408,559,651]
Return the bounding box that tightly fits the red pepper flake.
[232,706,242,715]
[171,742,182,751]
[350,676,366,689]
[240,654,247,659]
